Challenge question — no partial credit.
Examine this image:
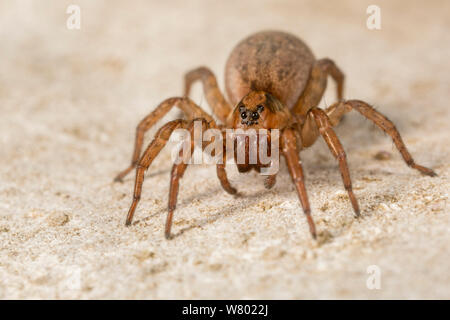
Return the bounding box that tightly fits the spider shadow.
[118,168,171,184]
[170,187,274,239]
[129,168,370,243]
[131,183,241,226]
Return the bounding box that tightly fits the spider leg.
[292,58,345,117]
[324,101,352,127]
[166,158,189,239]
[115,97,213,182]
[164,119,236,238]
[335,100,436,177]
[216,164,237,195]
[264,174,277,189]
[281,128,316,239]
[165,119,202,239]
[125,119,190,226]
[309,108,360,216]
[214,131,237,195]
[184,66,232,123]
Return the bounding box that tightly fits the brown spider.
[114,30,436,239]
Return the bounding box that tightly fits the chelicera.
[114,30,436,239]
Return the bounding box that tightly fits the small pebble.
[46,212,70,226]
[374,150,392,160]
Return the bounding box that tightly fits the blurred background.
[0,0,448,299]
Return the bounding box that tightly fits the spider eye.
[241,112,247,119]
[251,111,259,120]
[257,105,264,112]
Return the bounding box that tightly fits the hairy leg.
[131,119,234,238]
[115,97,213,182]
[281,128,316,239]
[324,101,352,127]
[166,159,189,239]
[166,120,238,238]
[216,164,237,195]
[213,129,238,195]
[327,100,436,176]
[309,108,360,216]
[292,58,345,117]
[125,119,190,226]
[264,174,277,189]
[165,119,204,239]
[184,66,232,123]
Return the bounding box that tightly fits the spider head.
[238,103,264,126]
[229,91,291,129]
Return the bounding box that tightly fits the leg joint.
[336,151,347,161]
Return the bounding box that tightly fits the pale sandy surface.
[0,0,449,299]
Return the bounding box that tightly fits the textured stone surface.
[0,0,449,299]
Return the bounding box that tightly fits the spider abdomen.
[225,30,315,110]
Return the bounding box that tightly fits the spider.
[114,30,436,239]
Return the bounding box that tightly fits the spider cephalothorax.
[228,91,291,130]
[114,30,436,239]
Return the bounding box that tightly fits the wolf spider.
[114,31,436,239]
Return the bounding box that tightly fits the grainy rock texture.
[0,0,449,299]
